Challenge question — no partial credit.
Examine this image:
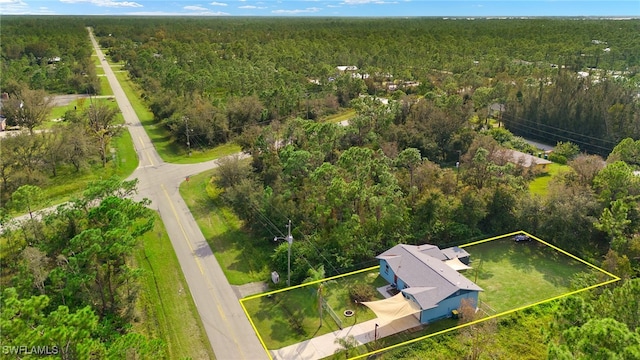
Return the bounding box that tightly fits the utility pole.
[184,116,191,156]
[274,220,294,286]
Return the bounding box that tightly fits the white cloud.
[59,0,143,8]
[0,0,29,14]
[342,0,397,4]
[210,1,227,5]
[272,7,321,14]
[238,5,265,9]
[184,5,208,11]
[126,10,229,15]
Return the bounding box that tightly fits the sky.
[1,0,639,17]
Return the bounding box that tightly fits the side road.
[88,28,267,360]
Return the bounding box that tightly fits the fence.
[321,297,343,329]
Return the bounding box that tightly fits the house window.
[384,264,389,274]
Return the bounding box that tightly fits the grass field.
[528,163,569,196]
[99,75,113,95]
[134,213,216,360]
[465,234,602,313]
[241,268,386,350]
[322,109,356,124]
[179,168,272,285]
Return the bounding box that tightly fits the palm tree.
[304,264,326,327]
[334,335,358,359]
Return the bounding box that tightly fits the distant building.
[336,65,358,72]
[498,148,552,173]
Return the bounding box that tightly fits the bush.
[548,153,567,164]
[349,283,376,303]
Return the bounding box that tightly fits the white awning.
[444,257,472,271]
[361,292,421,322]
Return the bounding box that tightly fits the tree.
[608,138,640,167]
[40,125,67,177]
[20,246,51,294]
[85,101,122,167]
[333,335,358,359]
[214,154,251,189]
[457,298,497,360]
[60,122,94,172]
[395,147,422,189]
[554,141,580,161]
[550,318,640,360]
[226,96,264,135]
[1,87,53,135]
[7,131,47,186]
[593,161,639,203]
[304,265,327,327]
[594,199,632,252]
[568,154,606,187]
[471,86,495,124]
[11,184,45,219]
[0,287,105,359]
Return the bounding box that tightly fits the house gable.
[377,244,482,311]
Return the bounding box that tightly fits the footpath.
[271,316,421,360]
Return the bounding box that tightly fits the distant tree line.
[89,17,640,153]
[503,70,640,156]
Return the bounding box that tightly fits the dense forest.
[87,17,640,154]
[1,17,100,95]
[1,16,640,359]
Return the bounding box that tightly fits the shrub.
[349,283,376,303]
[548,153,567,164]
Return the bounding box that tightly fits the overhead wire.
[502,115,617,153]
[259,198,347,278]
[504,113,619,146]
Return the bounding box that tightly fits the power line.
[502,115,617,154]
[259,199,344,277]
[504,113,619,146]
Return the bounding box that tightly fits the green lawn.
[134,214,215,360]
[242,268,386,350]
[99,75,113,95]
[179,168,271,285]
[465,235,606,313]
[48,96,115,122]
[528,163,569,196]
[322,109,356,124]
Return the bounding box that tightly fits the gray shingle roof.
[377,244,482,309]
[441,246,470,260]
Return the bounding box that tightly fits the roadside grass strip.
[134,214,216,359]
[240,231,620,360]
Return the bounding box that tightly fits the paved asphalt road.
[88,28,267,360]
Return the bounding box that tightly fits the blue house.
[376,244,482,324]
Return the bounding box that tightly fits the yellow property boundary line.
[240,232,620,360]
[239,265,380,359]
